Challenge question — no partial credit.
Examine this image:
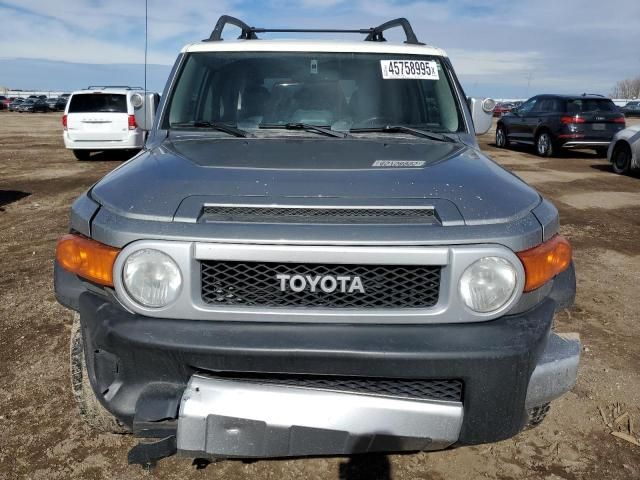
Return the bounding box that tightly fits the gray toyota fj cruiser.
[54,16,579,467]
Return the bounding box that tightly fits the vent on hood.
[200,205,438,225]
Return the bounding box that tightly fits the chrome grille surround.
[112,241,525,324]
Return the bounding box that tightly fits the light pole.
[525,71,534,98]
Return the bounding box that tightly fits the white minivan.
[63,87,152,160]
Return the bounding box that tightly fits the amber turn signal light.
[517,235,572,292]
[55,234,120,287]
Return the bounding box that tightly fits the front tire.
[70,312,128,434]
[73,150,91,161]
[611,143,632,175]
[495,125,509,148]
[535,131,554,157]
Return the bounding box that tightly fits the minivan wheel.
[612,144,632,175]
[536,132,554,157]
[70,312,129,434]
[73,150,91,161]
[495,125,509,148]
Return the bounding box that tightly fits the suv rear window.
[69,94,127,113]
[565,99,616,114]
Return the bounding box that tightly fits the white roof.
[70,88,141,96]
[183,39,447,57]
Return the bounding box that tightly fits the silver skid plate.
[177,375,463,458]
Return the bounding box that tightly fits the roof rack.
[205,15,424,45]
[87,86,144,90]
[581,93,605,97]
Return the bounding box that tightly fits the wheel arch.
[534,124,553,141]
[611,139,636,169]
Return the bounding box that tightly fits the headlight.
[459,257,517,313]
[122,249,182,308]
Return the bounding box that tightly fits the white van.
[63,87,152,160]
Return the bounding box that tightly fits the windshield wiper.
[349,125,455,143]
[170,121,250,138]
[259,122,350,138]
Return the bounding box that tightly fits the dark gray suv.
[496,94,626,157]
[54,15,579,468]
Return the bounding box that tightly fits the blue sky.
[0,0,639,97]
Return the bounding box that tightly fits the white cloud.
[0,0,242,65]
[448,50,543,77]
[0,0,638,95]
[299,0,346,7]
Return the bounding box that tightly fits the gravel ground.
[0,112,639,480]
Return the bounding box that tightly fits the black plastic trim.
[205,15,423,45]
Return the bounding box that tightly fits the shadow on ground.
[339,454,391,480]
[0,190,31,210]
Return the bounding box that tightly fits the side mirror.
[132,92,160,131]
[467,97,495,135]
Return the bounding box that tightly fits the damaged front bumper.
[55,262,579,464]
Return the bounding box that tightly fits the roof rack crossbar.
[205,15,424,45]
[365,18,423,45]
[87,86,144,90]
[208,15,258,41]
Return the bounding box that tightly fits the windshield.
[165,52,464,134]
[69,93,127,113]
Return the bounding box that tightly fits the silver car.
[608,124,640,174]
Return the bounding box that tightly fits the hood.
[91,136,540,225]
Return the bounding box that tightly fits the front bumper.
[176,326,579,459]
[56,262,579,458]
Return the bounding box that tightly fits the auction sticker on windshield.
[380,60,439,80]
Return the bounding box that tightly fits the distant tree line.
[611,76,640,98]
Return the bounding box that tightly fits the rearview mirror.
[132,92,160,131]
[467,97,495,135]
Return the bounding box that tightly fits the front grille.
[201,206,436,224]
[213,374,463,402]
[201,261,441,309]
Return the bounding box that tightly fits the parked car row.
[621,100,640,117]
[493,101,522,117]
[495,94,626,157]
[494,93,640,177]
[1,93,70,112]
[494,98,640,119]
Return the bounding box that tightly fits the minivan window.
[69,94,127,113]
[165,52,464,134]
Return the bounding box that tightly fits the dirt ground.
[1,112,639,480]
